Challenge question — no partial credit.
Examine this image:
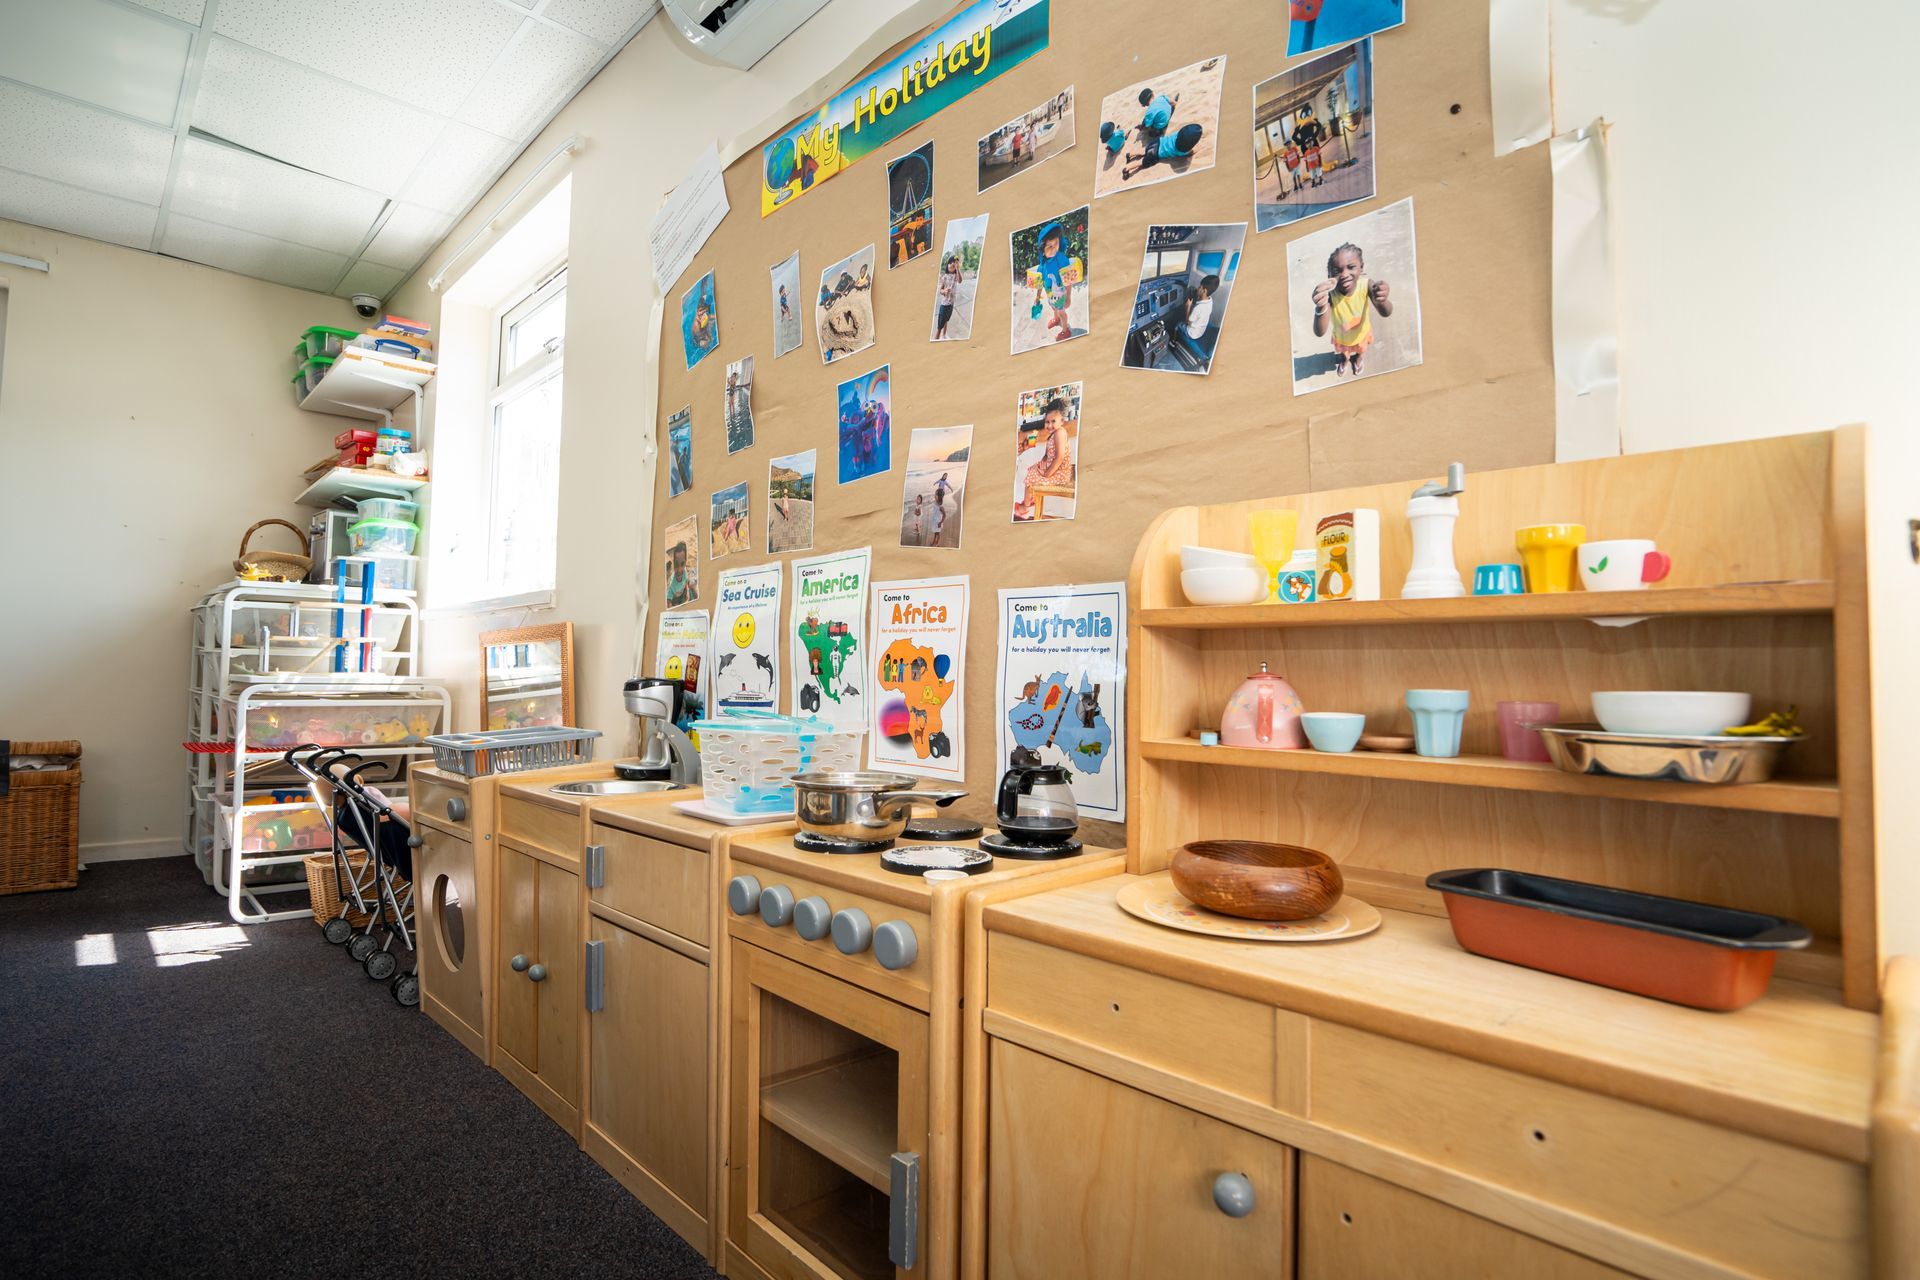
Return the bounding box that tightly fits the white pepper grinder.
[1402,462,1467,599]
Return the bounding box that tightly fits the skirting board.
[80,838,187,866]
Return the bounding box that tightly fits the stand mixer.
[618,677,703,784]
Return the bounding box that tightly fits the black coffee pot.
[994,765,1079,843]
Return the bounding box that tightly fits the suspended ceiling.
[0,0,659,301]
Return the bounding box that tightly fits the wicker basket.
[233,518,313,582]
[302,851,408,927]
[1,740,81,895]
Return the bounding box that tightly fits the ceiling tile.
[0,166,159,249]
[336,259,406,301]
[399,123,519,217]
[0,0,191,125]
[542,0,654,45]
[193,38,440,195]
[363,202,454,269]
[126,0,207,23]
[457,18,603,140]
[160,213,349,293]
[210,0,526,117]
[0,81,175,205]
[170,137,386,256]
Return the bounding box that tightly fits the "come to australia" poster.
[790,547,870,736]
[994,583,1126,820]
[713,563,781,713]
[868,575,969,781]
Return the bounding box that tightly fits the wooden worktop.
[984,873,1877,1162]
[729,830,1117,911]
[589,791,790,850]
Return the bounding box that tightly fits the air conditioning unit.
[660,0,834,69]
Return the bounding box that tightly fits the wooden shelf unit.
[759,1052,899,1192]
[1125,429,1884,1009]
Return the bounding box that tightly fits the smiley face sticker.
[731,611,756,649]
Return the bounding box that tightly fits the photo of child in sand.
[709,482,750,559]
[1012,382,1081,523]
[1253,40,1375,234]
[679,270,719,370]
[899,426,972,550]
[1092,57,1226,198]
[977,88,1076,193]
[662,515,699,606]
[816,244,876,365]
[835,364,892,484]
[1009,207,1090,355]
[1290,0,1406,57]
[666,406,693,498]
[929,214,988,342]
[767,449,815,554]
[887,142,935,268]
[1285,198,1423,395]
[769,251,802,358]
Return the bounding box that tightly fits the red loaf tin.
[1426,869,1811,1011]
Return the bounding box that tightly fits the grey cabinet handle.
[727,875,763,916]
[584,940,605,1012]
[1212,1171,1255,1218]
[527,963,548,983]
[510,954,529,972]
[407,834,423,849]
[889,1152,920,1268]
[584,843,605,889]
[446,796,467,822]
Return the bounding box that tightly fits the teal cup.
[1473,563,1524,595]
[1406,689,1470,758]
[1301,712,1365,753]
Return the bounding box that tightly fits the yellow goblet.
[1248,510,1300,603]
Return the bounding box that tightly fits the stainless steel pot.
[791,771,965,842]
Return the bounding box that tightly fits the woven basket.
[1,740,81,895]
[302,851,409,928]
[233,518,312,582]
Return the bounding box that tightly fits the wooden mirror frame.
[478,622,576,729]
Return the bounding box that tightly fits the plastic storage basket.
[424,726,602,777]
[354,497,420,524]
[300,325,359,359]
[348,517,419,556]
[690,711,861,816]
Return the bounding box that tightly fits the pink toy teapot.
[1220,662,1306,750]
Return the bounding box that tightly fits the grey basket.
[424,727,601,777]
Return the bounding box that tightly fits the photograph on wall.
[767,448,816,553]
[1011,381,1081,522]
[816,243,876,365]
[899,425,972,550]
[654,608,709,732]
[978,87,1076,193]
[713,562,781,713]
[709,481,750,559]
[1290,0,1405,57]
[1009,205,1090,354]
[995,582,1126,821]
[868,575,969,781]
[929,213,988,342]
[679,269,719,370]
[769,251,803,358]
[724,355,755,454]
[1253,39,1374,233]
[1092,56,1226,199]
[1121,223,1247,376]
[886,141,935,269]
[835,363,893,484]
[666,405,694,498]
[791,546,870,733]
[662,514,701,607]
[1285,197,1423,395]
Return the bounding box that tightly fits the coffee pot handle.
[995,770,1021,824]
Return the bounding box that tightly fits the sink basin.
[548,779,684,797]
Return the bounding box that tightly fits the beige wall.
[0,219,364,859]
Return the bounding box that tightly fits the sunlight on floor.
[145,922,251,967]
[73,933,117,966]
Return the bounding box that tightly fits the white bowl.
[1181,565,1268,607]
[1591,691,1752,737]
[1180,544,1258,573]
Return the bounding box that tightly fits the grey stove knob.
[727,875,763,916]
[794,896,832,940]
[760,885,795,927]
[873,920,918,971]
[831,907,873,955]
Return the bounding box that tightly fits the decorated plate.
[880,845,993,875]
[1115,878,1382,942]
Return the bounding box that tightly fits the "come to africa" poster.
[761,0,1050,217]
[867,575,969,781]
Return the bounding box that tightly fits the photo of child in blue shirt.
[679,271,720,370]
[1094,56,1226,198]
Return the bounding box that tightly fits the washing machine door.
[416,821,484,1056]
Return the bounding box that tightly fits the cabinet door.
[534,856,581,1109]
[1297,1156,1631,1280]
[588,919,710,1243]
[988,1040,1293,1280]
[415,823,483,1055]
[495,844,540,1075]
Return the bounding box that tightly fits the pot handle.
[875,789,966,820]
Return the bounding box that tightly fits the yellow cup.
[1248,510,1301,602]
[1514,524,1587,593]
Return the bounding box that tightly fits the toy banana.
[1722,707,1804,738]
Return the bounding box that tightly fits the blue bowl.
[1301,712,1365,753]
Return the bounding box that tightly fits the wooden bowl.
[1169,841,1344,922]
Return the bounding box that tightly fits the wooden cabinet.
[986,1040,1293,1280]
[414,817,487,1060]
[1297,1156,1629,1280]
[584,916,711,1254]
[494,841,581,1134]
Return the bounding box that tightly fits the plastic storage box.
[300,325,359,359]
[298,355,336,397]
[354,497,419,524]
[691,711,862,816]
[337,554,418,594]
[224,696,444,751]
[347,332,432,362]
[348,517,419,555]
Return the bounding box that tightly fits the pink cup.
[1497,700,1560,763]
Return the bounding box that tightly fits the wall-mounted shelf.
[297,467,429,509]
[297,350,434,421]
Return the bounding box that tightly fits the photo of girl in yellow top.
[1285,197,1423,396]
[1311,241,1392,377]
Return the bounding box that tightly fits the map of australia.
[879,639,954,759]
[1005,671,1112,773]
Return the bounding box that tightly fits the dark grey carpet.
[0,856,719,1280]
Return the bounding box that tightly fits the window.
[481,267,566,598]
[1138,248,1191,280]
